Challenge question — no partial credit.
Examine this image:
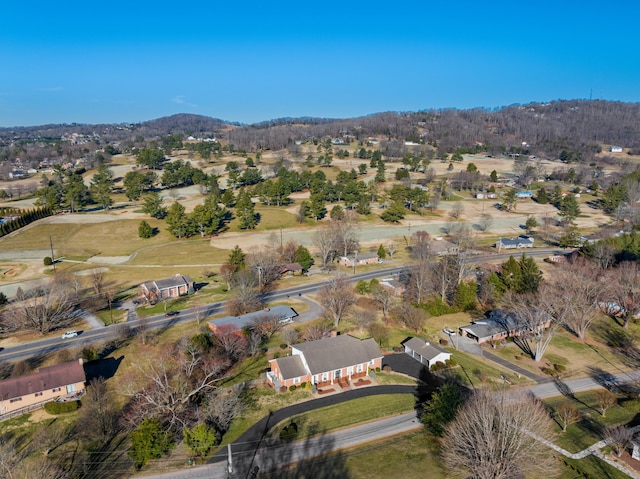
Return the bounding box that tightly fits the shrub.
[541,367,556,376]
[439,339,448,346]
[553,363,567,373]
[445,358,456,367]
[44,400,79,414]
[280,344,288,350]
[43,256,53,266]
[279,386,287,393]
[422,297,458,316]
[383,365,392,372]
[375,367,381,373]
[289,385,297,392]
[300,382,307,389]
[81,347,99,362]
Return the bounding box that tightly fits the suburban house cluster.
[0,359,86,418]
[267,334,383,389]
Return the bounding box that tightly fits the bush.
[279,386,287,393]
[421,297,458,316]
[44,400,79,414]
[289,385,297,392]
[81,347,99,362]
[439,338,448,346]
[375,367,381,373]
[382,365,392,372]
[43,256,53,266]
[300,382,307,389]
[280,344,288,350]
[540,367,556,376]
[445,358,456,367]
[553,363,567,373]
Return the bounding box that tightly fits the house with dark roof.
[267,334,383,389]
[140,274,194,302]
[278,263,303,276]
[208,305,298,334]
[459,309,550,344]
[402,337,451,369]
[495,235,534,251]
[0,359,86,419]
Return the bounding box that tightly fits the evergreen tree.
[138,220,154,238]
[90,164,114,210]
[489,170,498,182]
[129,418,174,469]
[500,256,522,291]
[141,192,167,219]
[166,202,193,238]
[518,253,542,293]
[377,243,387,259]
[294,245,314,270]
[559,195,581,224]
[421,383,465,436]
[454,280,477,311]
[525,216,538,234]
[235,191,258,229]
[536,188,548,204]
[227,245,246,270]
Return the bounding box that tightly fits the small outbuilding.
[402,337,451,369]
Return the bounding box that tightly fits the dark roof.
[460,309,520,340]
[275,355,308,380]
[153,274,193,290]
[403,337,450,361]
[0,359,85,401]
[279,263,303,273]
[209,305,298,331]
[497,235,534,247]
[292,335,383,375]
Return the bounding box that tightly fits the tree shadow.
[84,356,124,382]
[414,365,446,418]
[230,419,352,479]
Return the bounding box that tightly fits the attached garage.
[402,337,451,369]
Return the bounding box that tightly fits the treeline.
[0,206,54,237]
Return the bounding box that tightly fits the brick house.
[140,274,194,302]
[338,253,381,267]
[0,359,86,419]
[267,334,383,390]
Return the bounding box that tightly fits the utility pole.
[49,235,56,272]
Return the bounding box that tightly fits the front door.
[335,369,341,380]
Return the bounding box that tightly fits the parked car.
[61,330,78,339]
[443,328,456,335]
[165,311,180,317]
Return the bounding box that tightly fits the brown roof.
[0,359,85,401]
[293,335,383,375]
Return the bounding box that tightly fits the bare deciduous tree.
[556,401,581,432]
[246,246,282,291]
[442,391,558,479]
[391,303,427,333]
[121,345,229,430]
[595,389,617,417]
[204,386,246,440]
[550,258,603,340]
[372,286,394,318]
[312,223,340,268]
[503,290,558,362]
[280,327,299,346]
[317,275,356,326]
[607,261,640,328]
[351,307,377,331]
[301,322,332,342]
[90,268,105,296]
[7,279,75,335]
[604,425,633,457]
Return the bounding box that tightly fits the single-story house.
[140,274,194,302]
[430,238,460,256]
[279,263,303,276]
[338,252,381,267]
[267,334,383,389]
[208,305,298,334]
[379,276,405,296]
[459,309,550,344]
[495,235,534,250]
[0,359,86,418]
[610,146,623,153]
[402,337,451,369]
[475,192,497,199]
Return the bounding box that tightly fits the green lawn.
[272,394,415,439]
[544,391,640,453]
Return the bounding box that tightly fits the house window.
[294,377,300,384]
[10,397,22,403]
[356,364,363,373]
[347,367,354,375]
[52,387,61,393]
[35,392,43,397]
[66,384,76,394]
[369,360,374,366]
[321,372,329,382]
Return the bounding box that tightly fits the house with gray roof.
[140,273,194,302]
[495,235,534,251]
[459,309,550,344]
[402,337,451,369]
[208,305,298,334]
[267,334,383,390]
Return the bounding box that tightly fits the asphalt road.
[0,249,564,363]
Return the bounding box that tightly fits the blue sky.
[1,1,638,127]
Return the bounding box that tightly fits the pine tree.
[227,245,246,270]
[377,243,387,259]
[236,191,257,229]
[518,253,542,293]
[536,188,548,204]
[500,256,522,291]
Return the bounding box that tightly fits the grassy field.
[271,394,415,439]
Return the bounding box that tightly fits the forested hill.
[1,100,639,161]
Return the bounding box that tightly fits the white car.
[61,330,78,339]
[443,328,456,336]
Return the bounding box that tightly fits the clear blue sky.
[1,1,638,127]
